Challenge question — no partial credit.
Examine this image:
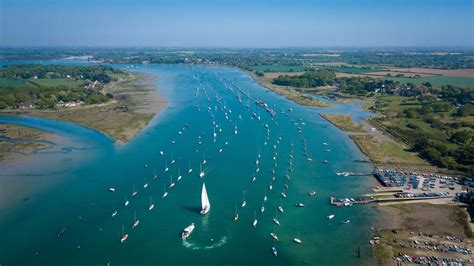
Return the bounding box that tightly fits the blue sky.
[1,0,473,47]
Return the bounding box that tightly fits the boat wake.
[182,236,227,250]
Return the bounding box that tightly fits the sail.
[201,183,211,211]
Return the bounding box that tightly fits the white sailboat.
[273,208,281,225]
[169,176,175,188]
[188,161,193,173]
[241,191,247,208]
[162,184,168,198]
[252,211,258,227]
[177,168,182,181]
[271,232,279,241]
[293,232,302,244]
[132,211,139,228]
[131,185,138,197]
[278,199,284,213]
[200,183,211,215]
[199,163,205,178]
[120,225,128,243]
[152,168,157,180]
[124,196,129,207]
[148,196,154,211]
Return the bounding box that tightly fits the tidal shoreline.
[0,70,167,161]
[248,71,331,107]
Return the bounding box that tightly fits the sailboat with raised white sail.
[200,183,211,215]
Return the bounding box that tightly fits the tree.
[450,130,472,145]
[255,71,264,77]
[457,104,474,116]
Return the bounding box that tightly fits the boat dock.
[330,195,453,206]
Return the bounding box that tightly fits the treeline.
[0,86,112,109]
[396,103,473,173]
[272,70,336,87]
[2,47,473,69]
[0,64,123,84]
[339,51,474,69]
[0,65,120,109]
[272,70,474,107]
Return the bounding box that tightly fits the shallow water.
[0,64,378,265]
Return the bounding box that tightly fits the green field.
[383,76,474,88]
[0,78,84,89]
[249,65,306,72]
[0,78,32,88]
[331,66,380,74]
[373,95,473,172]
[29,78,85,88]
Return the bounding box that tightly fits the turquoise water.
[0,64,378,265]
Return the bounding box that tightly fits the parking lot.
[375,169,463,196]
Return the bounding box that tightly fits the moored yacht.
[120,225,128,243]
[162,184,168,198]
[270,233,279,241]
[148,196,154,211]
[272,247,278,256]
[241,191,247,208]
[252,211,258,227]
[132,211,140,228]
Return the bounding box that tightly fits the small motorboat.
[296,203,305,207]
[181,223,195,239]
[108,188,116,192]
[327,214,335,220]
[341,220,351,224]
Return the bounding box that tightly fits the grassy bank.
[319,112,432,171]
[319,113,364,132]
[250,71,331,107]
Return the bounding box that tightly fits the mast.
[201,183,210,214]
